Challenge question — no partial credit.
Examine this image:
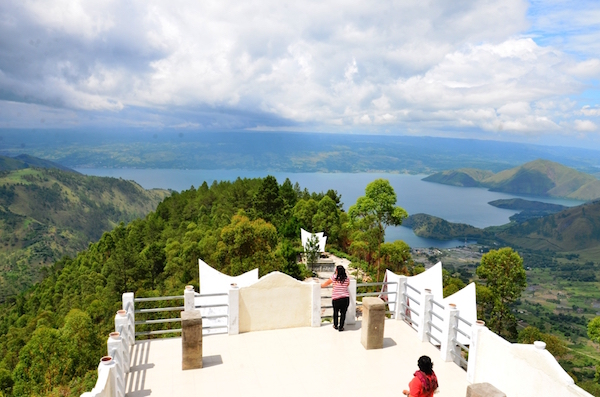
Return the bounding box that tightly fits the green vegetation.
[422,168,493,187]
[1,175,401,396]
[425,159,600,200]
[348,179,408,281]
[476,247,526,339]
[0,167,169,301]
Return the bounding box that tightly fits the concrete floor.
[125,319,470,397]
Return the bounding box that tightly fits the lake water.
[76,168,585,248]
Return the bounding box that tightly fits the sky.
[1,0,600,148]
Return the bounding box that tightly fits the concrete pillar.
[418,289,433,342]
[228,283,240,335]
[181,310,203,370]
[395,276,407,321]
[107,333,125,397]
[467,320,488,384]
[311,280,321,327]
[466,383,506,397]
[346,278,357,325]
[122,292,135,345]
[361,297,385,350]
[184,285,195,311]
[114,310,131,373]
[440,303,459,362]
[97,356,117,397]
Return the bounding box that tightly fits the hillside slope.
[482,159,598,200]
[0,167,170,300]
[422,168,494,187]
[0,154,78,173]
[497,200,600,252]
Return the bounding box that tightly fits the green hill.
[482,159,599,200]
[488,198,567,212]
[0,167,170,300]
[424,159,600,201]
[402,213,486,240]
[0,154,78,173]
[496,200,600,252]
[422,168,493,187]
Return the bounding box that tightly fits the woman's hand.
[402,390,409,396]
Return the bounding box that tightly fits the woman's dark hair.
[335,265,347,283]
[417,355,433,375]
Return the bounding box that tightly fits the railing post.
[346,278,356,325]
[107,334,125,397]
[311,279,321,327]
[114,311,131,373]
[228,283,240,335]
[122,292,135,344]
[440,303,459,362]
[395,276,407,321]
[467,320,488,384]
[418,289,433,342]
[184,285,195,311]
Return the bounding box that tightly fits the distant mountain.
[423,168,494,187]
[0,154,78,173]
[2,130,600,174]
[403,200,600,252]
[496,200,600,252]
[424,159,600,201]
[0,167,170,300]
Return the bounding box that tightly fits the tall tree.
[476,247,526,339]
[348,179,408,281]
[253,176,283,225]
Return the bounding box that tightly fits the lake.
[76,168,585,248]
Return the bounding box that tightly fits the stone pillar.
[181,310,203,370]
[395,276,407,321]
[467,320,488,384]
[228,283,240,335]
[346,278,357,325]
[466,382,506,397]
[184,285,195,311]
[440,303,459,362]
[122,292,135,345]
[311,279,321,327]
[418,289,433,342]
[361,297,385,350]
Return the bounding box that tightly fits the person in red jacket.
[402,355,439,397]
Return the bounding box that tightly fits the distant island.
[423,159,600,201]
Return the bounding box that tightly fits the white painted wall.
[470,327,594,397]
[239,272,312,332]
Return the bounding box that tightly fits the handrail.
[431,299,444,309]
[356,281,398,287]
[457,315,472,328]
[406,283,421,295]
[134,295,184,302]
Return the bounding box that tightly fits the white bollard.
[440,303,459,362]
[228,283,240,335]
[184,285,195,311]
[311,280,321,327]
[467,320,488,384]
[418,289,433,342]
[346,279,357,325]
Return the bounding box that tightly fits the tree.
[379,240,413,275]
[253,176,284,225]
[476,247,526,339]
[588,316,600,343]
[348,179,408,281]
[518,326,567,357]
[304,234,321,273]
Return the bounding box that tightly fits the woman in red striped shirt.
[321,265,350,331]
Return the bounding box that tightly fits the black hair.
[335,265,347,283]
[417,355,433,375]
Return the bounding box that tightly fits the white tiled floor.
[126,319,469,397]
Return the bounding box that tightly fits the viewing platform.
[126,319,469,397]
[82,260,594,397]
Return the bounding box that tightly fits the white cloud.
[573,119,597,131]
[0,0,599,146]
